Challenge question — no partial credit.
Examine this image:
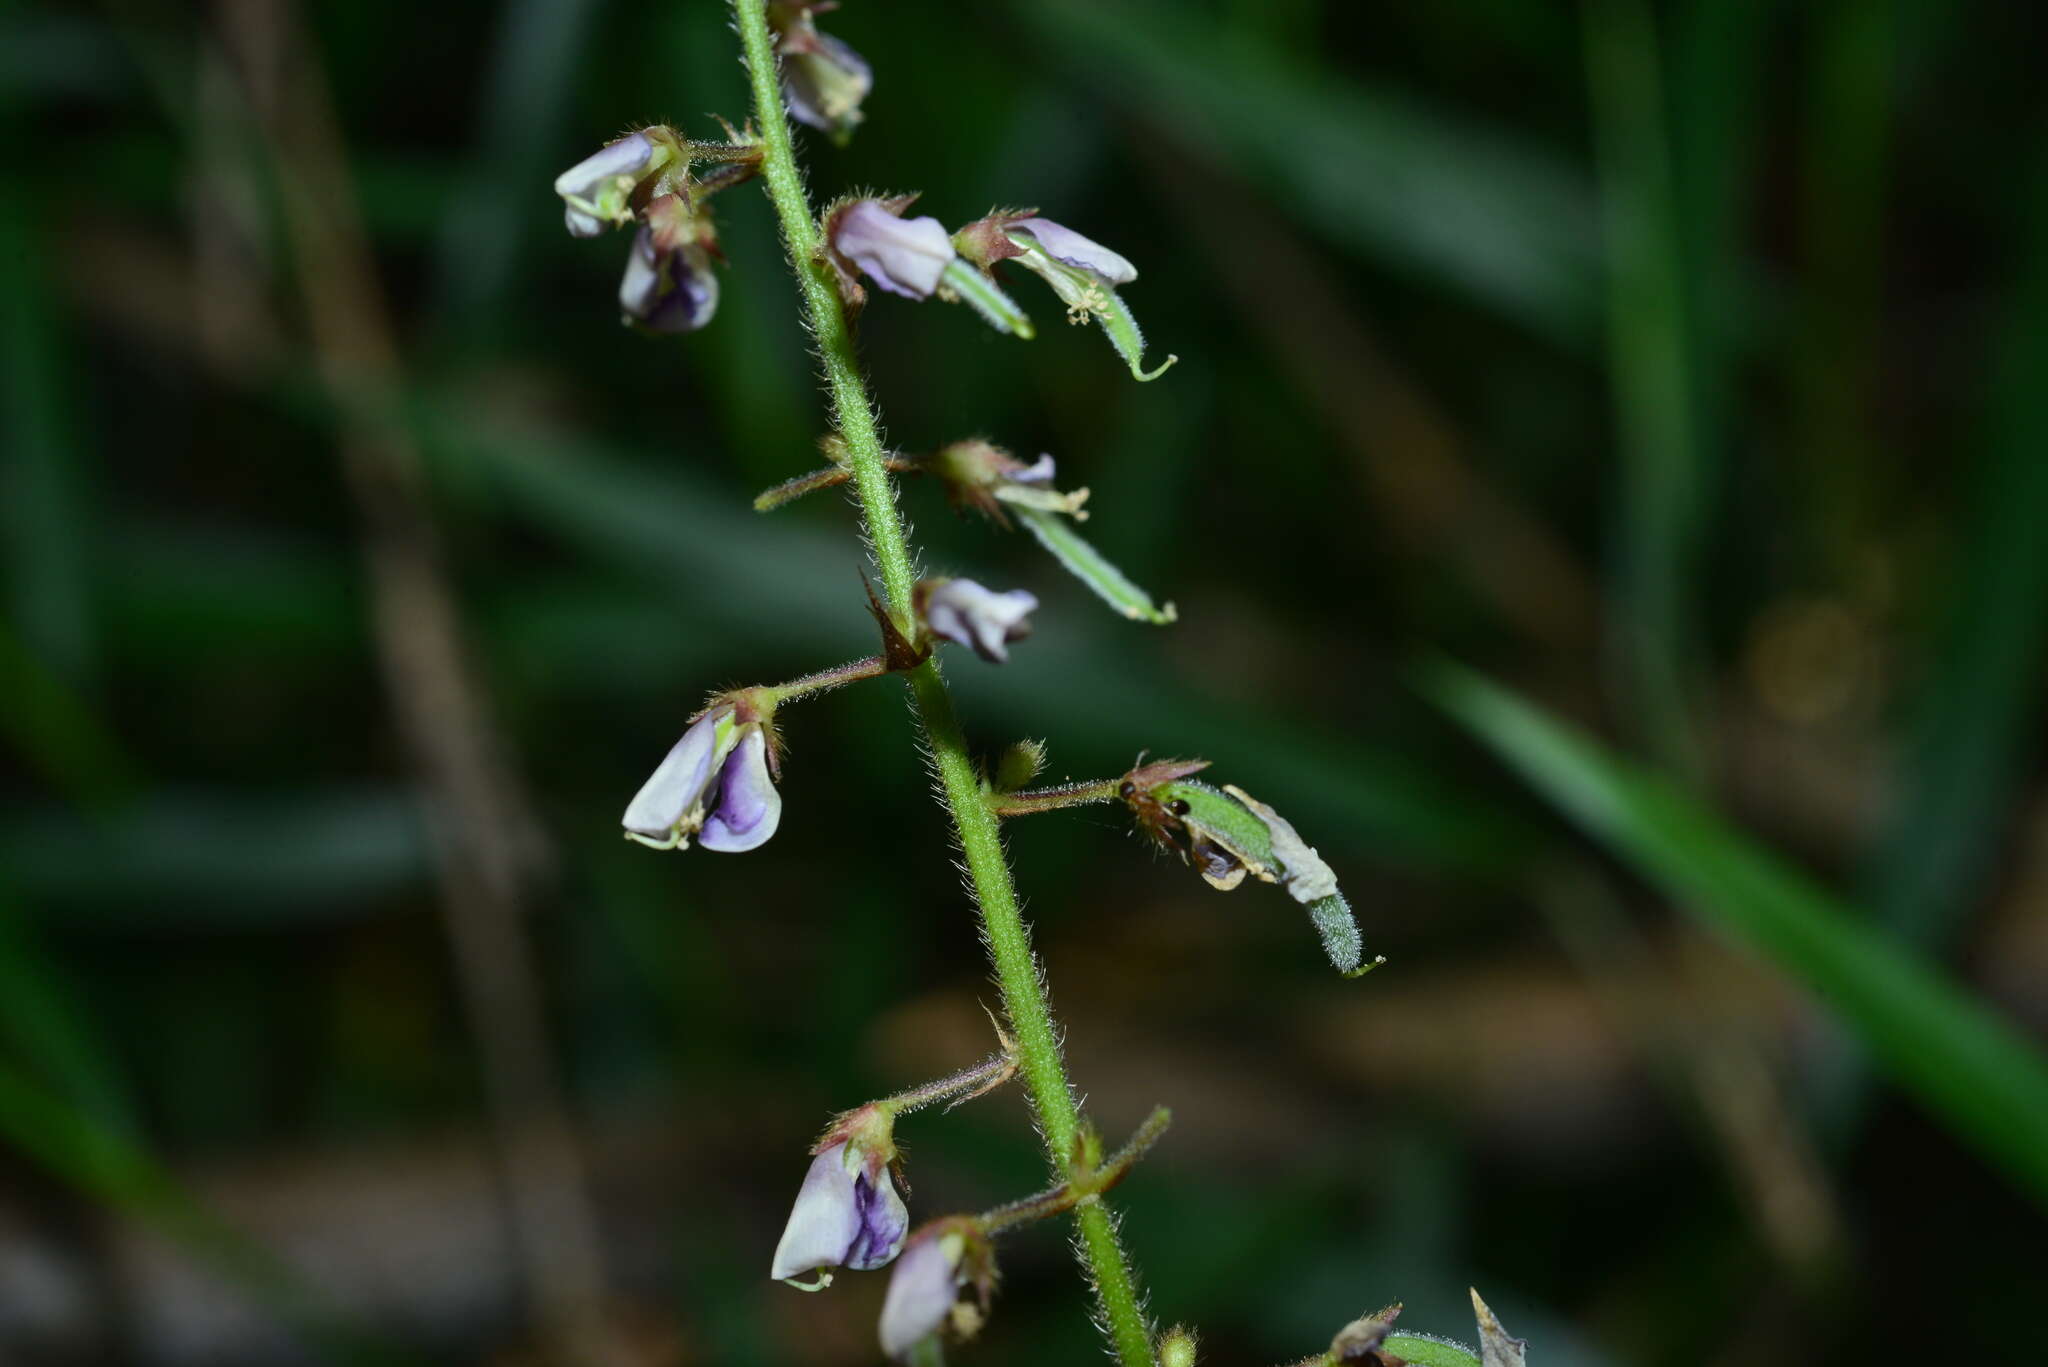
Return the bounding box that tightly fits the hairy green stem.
[732,5,1153,1365]
[989,777,1121,818]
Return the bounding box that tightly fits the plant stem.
[989,777,1121,819]
[762,654,888,707]
[732,6,1154,1364]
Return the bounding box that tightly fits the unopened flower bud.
[770,1117,909,1288]
[827,197,956,300]
[877,1218,994,1362]
[769,2,872,143]
[622,699,781,851]
[916,578,1038,664]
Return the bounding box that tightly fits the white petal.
[621,709,727,842]
[1009,217,1137,285]
[877,1235,958,1360]
[770,1144,863,1281]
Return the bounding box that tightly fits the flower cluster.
[554,123,761,332]
[824,197,1174,378]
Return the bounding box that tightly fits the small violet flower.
[916,578,1038,664]
[954,208,1174,380]
[770,1124,909,1289]
[827,197,957,301]
[927,439,1090,525]
[1006,217,1138,287]
[621,698,780,851]
[554,128,676,238]
[769,2,872,144]
[877,1218,993,1362]
[618,195,720,332]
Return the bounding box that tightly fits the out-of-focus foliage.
[1,0,2045,1364]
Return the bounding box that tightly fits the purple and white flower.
[1005,217,1137,286]
[877,1218,992,1362]
[770,1138,910,1289]
[926,441,1089,523]
[770,2,872,142]
[918,578,1038,664]
[622,702,781,851]
[829,199,957,300]
[618,225,720,332]
[555,130,668,238]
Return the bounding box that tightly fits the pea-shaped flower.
[616,194,722,333]
[770,1134,909,1289]
[827,197,957,300]
[877,1218,994,1362]
[953,209,1173,380]
[622,700,781,851]
[916,578,1038,664]
[769,1,872,143]
[554,127,678,238]
[1006,218,1137,287]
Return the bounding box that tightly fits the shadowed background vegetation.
[2,0,2046,1363]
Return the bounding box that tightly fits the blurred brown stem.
[210,2,615,1361]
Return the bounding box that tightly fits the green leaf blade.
[1422,658,2048,1208]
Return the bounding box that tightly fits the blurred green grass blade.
[1015,505,1176,625]
[1816,153,2048,1131]
[1581,0,1703,778]
[1422,658,2048,1207]
[0,182,97,685]
[0,1062,416,1366]
[1017,0,1601,347]
[430,0,600,337]
[0,619,139,809]
[0,893,138,1135]
[0,791,432,924]
[1857,157,2048,952]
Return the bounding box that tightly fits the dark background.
[3,0,2046,1364]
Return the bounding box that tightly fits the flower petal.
[621,709,728,843]
[1009,218,1137,285]
[553,132,655,200]
[699,727,783,852]
[924,579,1039,664]
[770,1143,864,1282]
[833,201,956,300]
[877,1235,958,1360]
[844,1166,909,1271]
[619,229,720,333]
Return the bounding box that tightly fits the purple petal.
[1008,454,1058,485]
[621,709,726,841]
[1009,217,1137,285]
[554,132,655,201]
[832,201,955,299]
[564,205,605,239]
[925,579,1039,664]
[844,1166,909,1270]
[699,727,783,852]
[877,1235,959,1360]
[619,229,720,333]
[770,1144,864,1281]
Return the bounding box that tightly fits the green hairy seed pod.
[1132,775,1374,976]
